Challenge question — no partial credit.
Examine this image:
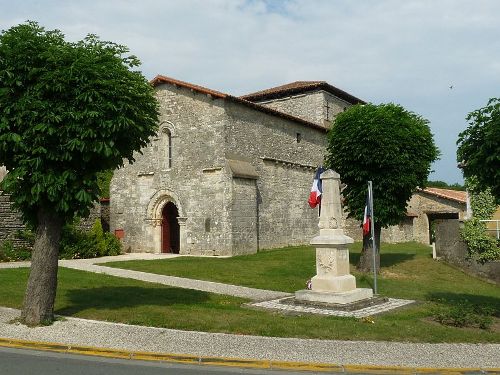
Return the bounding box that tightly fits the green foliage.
[461,218,500,263]
[59,219,121,259]
[460,176,499,263]
[465,176,497,220]
[0,22,159,226]
[0,240,31,262]
[433,300,494,330]
[96,169,113,198]
[457,98,500,203]
[325,103,439,227]
[426,180,465,191]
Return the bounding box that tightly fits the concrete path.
[2,255,499,371]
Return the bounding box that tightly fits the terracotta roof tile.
[240,81,365,104]
[421,187,467,204]
[151,75,327,132]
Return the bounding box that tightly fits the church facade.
[110,77,364,255]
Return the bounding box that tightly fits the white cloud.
[2,0,499,183]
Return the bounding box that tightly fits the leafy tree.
[457,98,500,203]
[325,103,439,272]
[0,22,159,325]
[460,176,499,263]
[426,180,464,191]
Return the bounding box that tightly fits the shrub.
[460,177,500,263]
[432,300,494,330]
[461,218,500,263]
[0,240,32,262]
[59,219,122,259]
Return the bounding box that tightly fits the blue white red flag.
[308,167,325,208]
[363,190,371,236]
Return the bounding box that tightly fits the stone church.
[110,76,364,256]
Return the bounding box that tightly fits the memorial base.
[295,288,373,305]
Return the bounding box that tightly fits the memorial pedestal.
[295,170,373,305]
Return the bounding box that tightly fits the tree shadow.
[56,286,210,316]
[427,291,500,316]
[349,252,415,268]
[381,253,415,267]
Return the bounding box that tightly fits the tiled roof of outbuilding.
[151,75,327,132]
[240,81,366,104]
[421,187,467,204]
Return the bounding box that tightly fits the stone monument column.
[295,170,373,304]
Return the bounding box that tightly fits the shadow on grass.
[350,252,415,268]
[427,292,500,316]
[56,286,210,316]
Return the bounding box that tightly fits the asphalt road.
[0,346,342,375]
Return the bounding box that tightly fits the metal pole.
[368,181,377,294]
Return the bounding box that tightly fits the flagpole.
[368,181,377,294]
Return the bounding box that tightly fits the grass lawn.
[1,242,499,343]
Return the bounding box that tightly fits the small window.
[205,218,211,232]
[296,133,302,143]
[163,128,172,168]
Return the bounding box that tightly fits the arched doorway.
[161,202,180,253]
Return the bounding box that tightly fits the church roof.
[420,187,467,204]
[151,75,327,132]
[240,81,365,104]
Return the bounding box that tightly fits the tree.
[426,180,464,191]
[325,103,439,272]
[0,22,159,325]
[457,98,500,203]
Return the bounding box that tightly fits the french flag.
[363,192,371,236]
[308,167,325,208]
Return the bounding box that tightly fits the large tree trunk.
[357,223,381,273]
[21,207,62,326]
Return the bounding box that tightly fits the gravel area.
[0,307,499,369]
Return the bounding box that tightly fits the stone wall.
[343,216,415,243]
[255,90,351,127]
[0,192,29,248]
[224,99,326,251]
[111,85,232,255]
[435,219,500,284]
[230,178,258,254]
[110,83,328,255]
[79,203,102,231]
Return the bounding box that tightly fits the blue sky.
[2,0,499,184]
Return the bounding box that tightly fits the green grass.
[1,242,499,343]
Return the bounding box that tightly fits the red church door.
[161,202,180,253]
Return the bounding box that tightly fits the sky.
[2,0,499,184]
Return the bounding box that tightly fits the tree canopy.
[457,98,500,203]
[0,21,159,226]
[0,21,159,325]
[326,103,439,228]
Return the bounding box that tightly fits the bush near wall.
[59,219,122,259]
[0,219,122,262]
[460,178,500,263]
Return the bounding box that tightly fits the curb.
[1,337,499,374]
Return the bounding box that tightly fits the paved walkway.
[1,255,499,371]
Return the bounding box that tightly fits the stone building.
[344,187,467,245]
[110,77,364,255]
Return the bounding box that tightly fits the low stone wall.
[435,219,500,284]
[1,193,110,249]
[0,192,30,248]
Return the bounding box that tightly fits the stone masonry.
[110,77,363,256]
